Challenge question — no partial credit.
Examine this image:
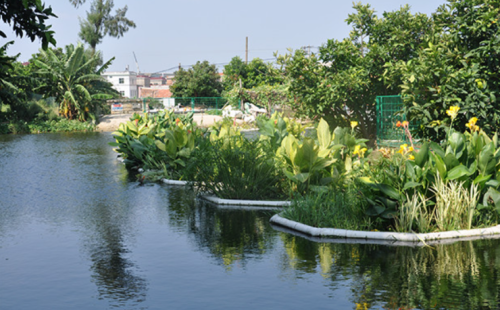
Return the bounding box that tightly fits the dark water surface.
[1,133,500,309]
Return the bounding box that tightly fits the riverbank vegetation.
[0,1,121,135]
[110,107,500,233]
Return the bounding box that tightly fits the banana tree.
[34,43,116,121]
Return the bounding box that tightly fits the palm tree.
[34,43,116,121]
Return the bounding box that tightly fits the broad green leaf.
[317,118,331,149]
[403,181,422,191]
[446,164,472,180]
[431,152,447,178]
[376,184,401,200]
[474,174,492,185]
[414,142,429,167]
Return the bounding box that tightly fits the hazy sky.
[1,0,448,73]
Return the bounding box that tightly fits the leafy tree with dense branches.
[0,0,57,122]
[0,0,57,49]
[223,56,282,91]
[70,0,136,55]
[171,61,222,98]
[391,0,500,140]
[280,3,433,141]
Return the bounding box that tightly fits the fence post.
[215,98,218,111]
[191,98,194,112]
[238,99,241,110]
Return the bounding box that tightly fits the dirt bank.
[97,113,233,132]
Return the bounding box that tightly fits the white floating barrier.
[270,214,500,242]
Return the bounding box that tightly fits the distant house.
[101,70,138,98]
[139,86,175,108]
[150,76,166,86]
[136,75,151,89]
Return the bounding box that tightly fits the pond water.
[1,133,500,309]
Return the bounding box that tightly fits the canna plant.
[359,110,500,229]
[110,111,202,178]
[278,119,340,194]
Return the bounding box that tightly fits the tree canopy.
[391,0,500,140]
[222,56,282,91]
[33,43,117,120]
[0,0,57,49]
[280,3,433,140]
[170,61,222,98]
[74,0,136,54]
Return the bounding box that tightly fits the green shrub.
[187,136,288,200]
[281,185,375,230]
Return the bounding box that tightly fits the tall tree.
[281,3,433,140]
[171,61,222,98]
[71,0,136,54]
[223,56,282,91]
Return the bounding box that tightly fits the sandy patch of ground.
[97,113,240,132]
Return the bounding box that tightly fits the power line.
[154,57,278,74]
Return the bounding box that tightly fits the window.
[119,78,124,84]
[120,91,125,96]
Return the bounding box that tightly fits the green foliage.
[2,118,96,134]
[222,56,282,91]
[170,61,222,98]
[224,84,289,115]
[77,0,136,54]
[361,127,500,231]
[186,137,287,200]
[281,185,374,230]
[279,3,433,141]
[110,111,202,179]
[111,111,500,233]
[0,0,57,49]
[33,43,117,121]
[390,0,500,140]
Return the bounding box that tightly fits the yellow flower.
[446,106,460,120]
[408,146,414,152]
[466,117,480,132]
[398,144,408,155]
[353,145,360,155]
[408,154,415,160]
[353,145,367,158]
[350,121,358,129]
[402,121,409,127]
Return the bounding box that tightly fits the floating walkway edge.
[270,214,500,242]
[201,195,291,207]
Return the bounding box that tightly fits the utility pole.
[245,36,248,64]
[301,46,314,58]
[179,63,181,71]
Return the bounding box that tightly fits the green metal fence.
[376,95,419,147]
[161,97,239,111]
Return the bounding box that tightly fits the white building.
[101,70,138,98]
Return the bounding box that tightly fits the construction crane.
[133,51,140,74]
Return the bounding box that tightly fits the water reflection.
[4,132,500,309]
[81,202,147,308]
[0,133,148,309]
[166,188,277,271]
[278,231,500,309]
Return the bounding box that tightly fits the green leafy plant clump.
[281,187,375,231]
[111,108,500,233]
